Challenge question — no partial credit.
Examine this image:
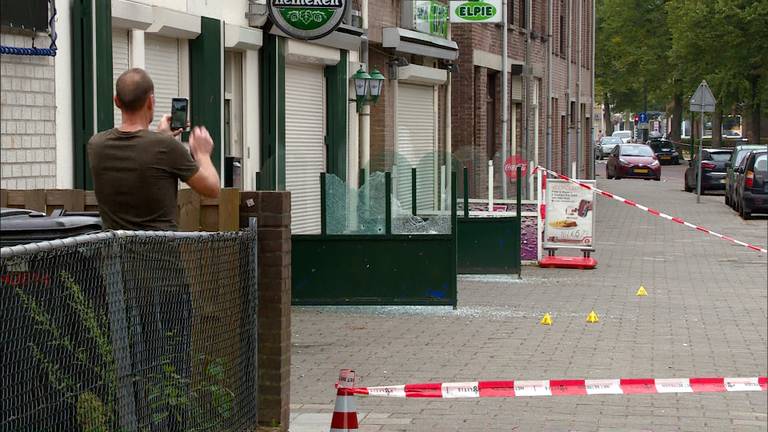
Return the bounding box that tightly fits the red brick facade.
[452,0,594,197]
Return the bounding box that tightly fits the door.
[285,63,326,234]
[396,83,436,212]
[112,28,130,127]
[145,35,180,128]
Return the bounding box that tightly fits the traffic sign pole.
[697,107,704,203]
[689,80,716,204]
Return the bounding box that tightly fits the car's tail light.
[701,162,717,170]
[745,170,754,188]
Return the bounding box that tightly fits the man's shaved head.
[115,68,154,113]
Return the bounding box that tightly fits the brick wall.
[0,33,57,189]
[450,0,594,193]
[367,0,400,43]
[239,192,292,431]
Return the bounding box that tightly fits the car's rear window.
[709,152,732,162]
[734,150,753,166]
[620,145,653,157]
[754,154,767,173]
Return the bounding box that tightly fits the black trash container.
[1,208,106,430]
[0,208,103,247]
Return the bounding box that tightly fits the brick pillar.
[240,191,292,431]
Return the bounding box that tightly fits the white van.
[612,130,632,143]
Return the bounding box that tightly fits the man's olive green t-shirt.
[88,128,199,231]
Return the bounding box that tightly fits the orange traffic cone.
[329,387,359,431]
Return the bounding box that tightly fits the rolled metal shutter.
[145,35,180,128]
[396,83,436,212]
[112,29,130,127]
[285,63,326,234]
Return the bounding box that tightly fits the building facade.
[1,0,596,216]
[451,0,594,198]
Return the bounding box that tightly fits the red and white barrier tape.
[341,376,767,399]
[534,166,767,254]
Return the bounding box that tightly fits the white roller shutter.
[285,63,326,234]
[145,35,180,128]
[112,29,130,127]
[396,83,436,212]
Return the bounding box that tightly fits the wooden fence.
[0,188,241,232]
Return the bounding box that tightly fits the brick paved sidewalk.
[290,164,767,431]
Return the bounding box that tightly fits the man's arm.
[186,126,221,198]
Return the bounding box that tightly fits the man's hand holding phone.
[157,114,187,137]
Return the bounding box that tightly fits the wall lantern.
[352,66,385,113]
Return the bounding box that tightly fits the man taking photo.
[87,68,220,430]
[88,67,220,231]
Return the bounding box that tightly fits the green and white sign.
[413,1,450,38]
[449,0,502,23]
[268,0,348,40]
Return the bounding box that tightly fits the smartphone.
[171,98,188,130]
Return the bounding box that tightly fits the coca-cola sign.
[504,155,528,180]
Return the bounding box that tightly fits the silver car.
[596,136,623,159]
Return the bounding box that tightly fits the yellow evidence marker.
[636,286,648,296]
[586,310,599,323]
[540,313,553,326]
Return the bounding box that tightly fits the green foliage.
[77,392,109,432]
[146,353,235,431]
[597,0,768,116]
[16,272,118,428]
[16,273,235,431]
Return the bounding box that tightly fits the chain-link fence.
[1,230,258,431]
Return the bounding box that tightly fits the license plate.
[634,169,649,174]
[660,155,670,159]
[720,179,726,183]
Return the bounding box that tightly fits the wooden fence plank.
[200,199,219,232]
[5,191,26,208]
[23,190,47,213]
[177,189,201,232]
[45,190,85,213]
[85,191,99,212]
[217,188,241,232]
[0,190,7,208]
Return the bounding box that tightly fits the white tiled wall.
[0,33,57,189]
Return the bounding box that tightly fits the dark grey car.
[684,149,733,193]
[725,145,767,208]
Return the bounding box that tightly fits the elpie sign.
[450,0,502,23]
[268,0,348,40]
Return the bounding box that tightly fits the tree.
[597,0,768,143]
[596,0,674,136]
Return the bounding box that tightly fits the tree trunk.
[603,92,614,135]
[669,92,683,143]
[748,74,761,143]
[712,108,722,148]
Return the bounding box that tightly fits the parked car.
[725,145,766,208]
[606,144,661,181]
[684,148,733,193]
[734,150,768,219]
[611,130,632,143]
[647,139,681,165]
[596,136,623,159]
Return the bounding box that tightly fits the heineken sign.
[268,0,348,40]
[449,0,502,23]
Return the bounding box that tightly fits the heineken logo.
[269,0,348,40]
[449,0,501,23]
